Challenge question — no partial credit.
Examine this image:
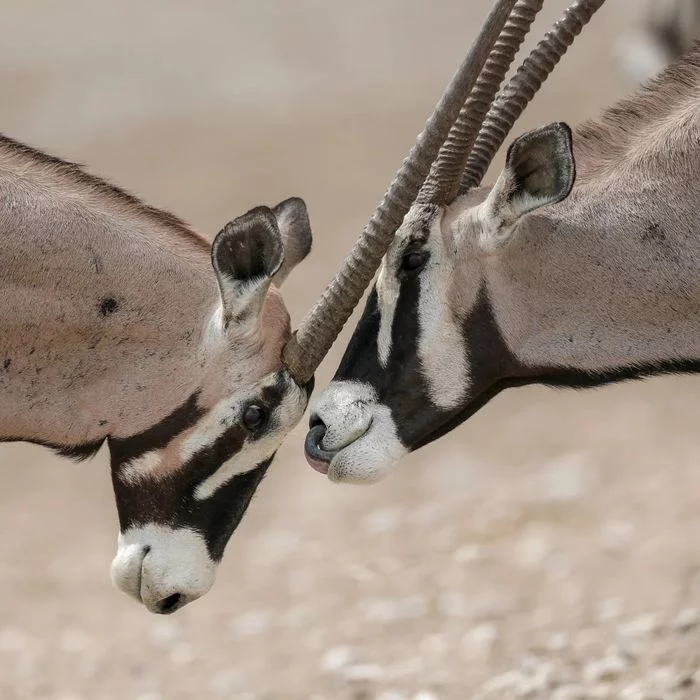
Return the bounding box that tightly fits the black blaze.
[334,274,455,448]
[336,275,700,456]
[110,378,290,562]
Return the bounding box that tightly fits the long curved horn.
[282,0,518,385]
[418,0,544,205]
[461,0,607,191]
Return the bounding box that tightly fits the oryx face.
[306,124,577,484]
[110,198,314,614]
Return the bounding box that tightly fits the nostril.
[155,593,184,615]
[308,411,324,430]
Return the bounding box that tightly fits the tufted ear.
[271,197,313,287]
[211,206,284,328]
[478,122,575,251]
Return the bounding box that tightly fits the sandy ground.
[1,1,700,698]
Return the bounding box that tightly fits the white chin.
[111,524,217,614]
[312,380,408,484]
[326,428,407,485]
[327,452,388,484]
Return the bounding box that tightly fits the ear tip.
[216,206,280,241]
[274,195,313,253]
[278,195,307,209]
[244,205,279,230]
[553,121,574,143]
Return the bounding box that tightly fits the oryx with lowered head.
[0,0,522,612]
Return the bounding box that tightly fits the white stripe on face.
[193,378,307,501]
[416,215,470,410]
[120,450,163,484]
[376,263,399,368]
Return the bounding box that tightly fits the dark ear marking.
[212,206,284,284]
[505,121,576,208]
[211,206,285,326]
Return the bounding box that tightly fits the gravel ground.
[1,1,699,698]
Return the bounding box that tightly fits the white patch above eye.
[376,263,399,368]
[416,221,470,409]
[179,396,238,464]
[192,380,307,500]
[120,450,162,484]
[193,431,275,500]
[203,305,227,346]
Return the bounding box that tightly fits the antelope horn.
[282,0,517,386]
[461,0,608,191]
[418,0,545,206]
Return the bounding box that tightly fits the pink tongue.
[305,453,330,474]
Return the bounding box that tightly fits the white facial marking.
[376,263,399,367]
[120,450,162,484]
[194,405,287,500]
[111,524,216,613]
[416,217,469,410]
[477,169,554,253]
[180,395,237,464]
[192,379,307,501]
[312,381,407,484]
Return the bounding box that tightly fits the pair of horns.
[283,0,607,385]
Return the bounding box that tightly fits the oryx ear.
[271,197,312,287]
[479,122,575,251]
[211,206,284,328]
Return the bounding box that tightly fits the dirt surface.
[1,1,699,698]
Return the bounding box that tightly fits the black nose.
[154,593,185,615]
[304,419,338,473]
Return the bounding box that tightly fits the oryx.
[0,1,520,611]
[303,0,700,485]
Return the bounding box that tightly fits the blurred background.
[1,1,700,698]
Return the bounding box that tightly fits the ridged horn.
[282,0,517,385]
[461,0,608,191]
[418,0,544,205]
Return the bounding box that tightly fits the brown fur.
[0,133,210,248]
[0,135,291,451]
[576,42,700,176]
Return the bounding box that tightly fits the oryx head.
[110,198,315,614]
[302,0,608,483]
[112,0,527,614]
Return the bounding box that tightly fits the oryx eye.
[242,404,267,431]
[401,250,428,274]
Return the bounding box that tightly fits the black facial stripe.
[333,272,440,448]
[110,451,271,561]
[411,287,521,449]
[338,251,700,457]
[334,288,383,386]
[110,377,288,560]
[194,457,271,561]
[384,262,440,446]
[404,286,700,452]
[109,391,204,465]
[1,391,203,465]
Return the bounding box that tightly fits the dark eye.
[242,404,267,431]
[401,250,428,273]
